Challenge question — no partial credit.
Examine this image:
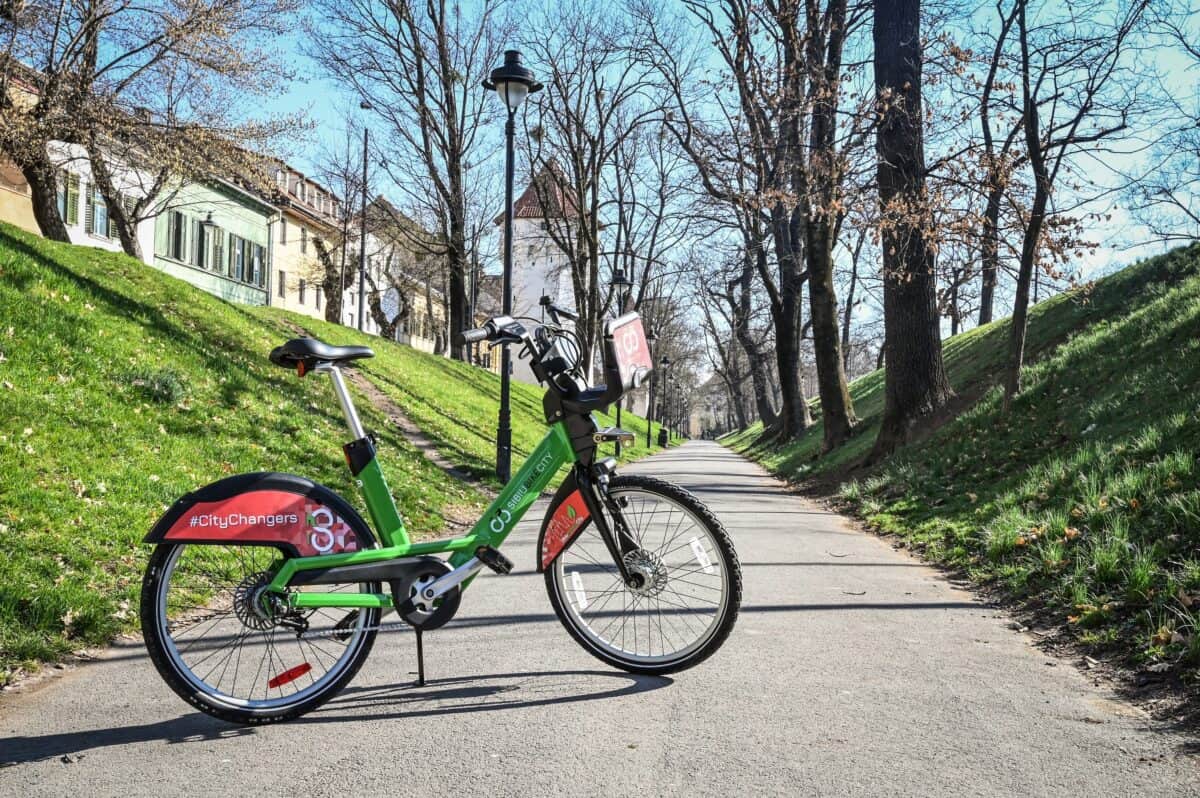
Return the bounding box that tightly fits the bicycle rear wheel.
[546,474,741,674]
[141,542,379,724]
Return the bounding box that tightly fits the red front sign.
[163,490,361,556]
[541,489,591,570]
[610,316,653,390]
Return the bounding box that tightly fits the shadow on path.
[0,670,670,766]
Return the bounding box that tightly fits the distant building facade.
[269,165,341,321]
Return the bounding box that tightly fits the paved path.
[2,441,1196,796]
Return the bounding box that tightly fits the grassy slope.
[731,244,1200,684]
[0,221,659,681]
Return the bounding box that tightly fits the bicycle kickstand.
[414,627,426,687]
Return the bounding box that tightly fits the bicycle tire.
[545,474,741,674]
[140,539,380,725]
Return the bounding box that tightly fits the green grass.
[0,221,660,682]
[731,243,1200,686]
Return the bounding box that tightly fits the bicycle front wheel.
[546,474,741,674]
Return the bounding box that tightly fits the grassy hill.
[0,222,661,683]
[729,244,1200,691]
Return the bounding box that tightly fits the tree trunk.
[803,0,856,452]
[21,156,71,242]
[446,204,470,361]
[870,0,954,459]
[729,258,778,427]
[841,230,863,372]
[1004,156,1049,406]
[314,238,345,324]
[978,187,1002,325]
[807,224,856,451]
[88,147,143,261]
[767,207,811,440]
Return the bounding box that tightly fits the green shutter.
[84,188,94,234]
[66,175,79,226]
[107,193,118,239]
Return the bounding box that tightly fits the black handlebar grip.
[457,327,489,345]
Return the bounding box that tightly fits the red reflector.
[268,663,312,688]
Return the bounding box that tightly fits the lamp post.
[485,50,542,483]
[644,327,658,447]
[356,100,372,332]
[609,268,635,455]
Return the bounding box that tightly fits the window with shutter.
[280,218,287,244]
[85,187,94,235]
[92,190,107,237]
[301,226,307,254]
[299,279,306,304]
[315,288,322,310]
[169,212,186,260]
[211,226,224,272]
[278,271,286,298]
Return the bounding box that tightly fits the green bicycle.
[140,311,741,724]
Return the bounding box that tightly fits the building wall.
[152,181,273,306]
[272,212,331,321]
[506,216,578,385]
[47,142,156,260]
[0,159,41,234]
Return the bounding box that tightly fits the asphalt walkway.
[1,441,1195,796]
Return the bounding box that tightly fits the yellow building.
[268,165,343,321]
[0,160,40,234]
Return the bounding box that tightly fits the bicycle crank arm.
[417,557,484,603]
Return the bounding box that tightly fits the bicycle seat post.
[316,363,366,440]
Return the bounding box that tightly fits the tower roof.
[496,161,578,224]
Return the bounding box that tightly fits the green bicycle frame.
[269,418,575,609]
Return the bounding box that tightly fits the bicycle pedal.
[475,546,513,575]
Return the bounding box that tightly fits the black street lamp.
[356,100,372,333]
[644,326,658,448]
[485,50,542,483]
[610,268,635,455]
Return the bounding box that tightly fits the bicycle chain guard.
[393,560,461,630]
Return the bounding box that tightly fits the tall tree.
[870,0,953,458]
[1003,0,1147,408]
[520,4,667,378]
[800,0,863,451]
[307,0,503,361]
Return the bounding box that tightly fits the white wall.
[47,141,156,263]
[506,216,579,385]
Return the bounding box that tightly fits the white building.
[499,164,579,385]
[48,141,156,260]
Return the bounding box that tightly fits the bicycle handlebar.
[457,327,489,345]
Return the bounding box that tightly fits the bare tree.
[1003,0,1149,408]
[0,0,297,251]
[518,4,668,378]
[307,0,504,361]
[870,0,954,458]
[1125,2,1200,245]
